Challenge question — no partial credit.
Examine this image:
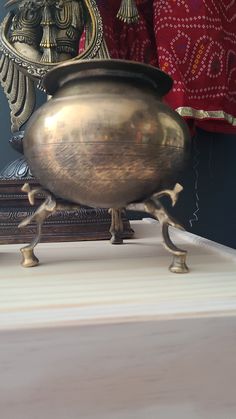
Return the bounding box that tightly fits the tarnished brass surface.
[20,182,189,273]
[19,183,82,267]
[20,60,190,272]
[109,208,124,244]
[23,59,190,209]
[127,183,189,273]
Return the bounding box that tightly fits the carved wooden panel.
[0,179,134,244]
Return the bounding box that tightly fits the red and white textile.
[93,0,236,133]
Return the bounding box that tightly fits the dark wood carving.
[0,178,134,244]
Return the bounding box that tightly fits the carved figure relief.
[0,0,108,134]
[10,0,85,62]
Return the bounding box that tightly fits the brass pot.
[23,59,190,208]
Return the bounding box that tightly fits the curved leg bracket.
[162,223,188,273]
[127,183,189,273]
[109,208,124,244]
[19,182,188,273]
[19,183,80,267]
[19,184,57,267]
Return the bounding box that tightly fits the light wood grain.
[1,221,236,418]
[0,220,236,330]
[0,318,236,419]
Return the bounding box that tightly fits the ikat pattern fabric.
[90,1,236,133]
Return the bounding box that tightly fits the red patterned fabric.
[82,1,236,133]
[95,0,158,65]
[153,0,236,133]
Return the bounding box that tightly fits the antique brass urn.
[20,58,191,273]
[0,0,190,272]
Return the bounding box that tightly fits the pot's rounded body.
[24,60,190,208]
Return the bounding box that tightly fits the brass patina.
[20,59,190,273]
[20,182,188,273]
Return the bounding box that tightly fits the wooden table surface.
[0,220,236,418]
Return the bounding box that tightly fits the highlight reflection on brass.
[23,60,190,209]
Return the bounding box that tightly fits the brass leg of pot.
[19,183,57,267]
[161,223,188,273]
[109,208,124,244]
[19,183,82,267]
[20,223,42,268]
[145,203,189,273]
[127,183,189,273]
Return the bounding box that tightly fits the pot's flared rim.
[43,59,173,97]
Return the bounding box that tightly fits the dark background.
[1,4,236,249]
[169,129,236,248]
[0,73,20,169]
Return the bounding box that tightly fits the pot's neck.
[43,60,173,97]
[62,68,159,87]
[54,69,163,99]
